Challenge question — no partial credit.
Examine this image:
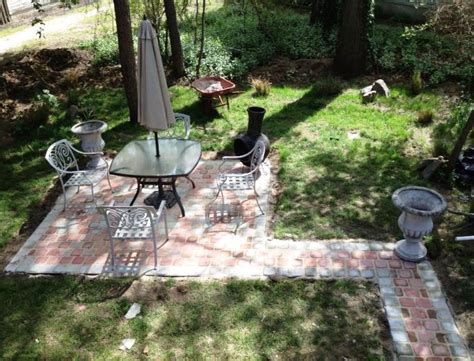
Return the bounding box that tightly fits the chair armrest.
[58,169,88,175]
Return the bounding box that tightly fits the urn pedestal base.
[395,239,427,262]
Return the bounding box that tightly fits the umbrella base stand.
[132,177,186,217]
[144,190,178,209]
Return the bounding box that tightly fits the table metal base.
[131,177,185,217]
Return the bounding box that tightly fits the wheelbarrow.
[191,76,236,115]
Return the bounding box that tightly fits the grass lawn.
[0,277,389,360]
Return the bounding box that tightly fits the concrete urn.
[392,186,447,262]
[71,120,107,169]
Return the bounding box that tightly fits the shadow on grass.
[0,276,133,359]
[263,85,342,142]
[155,279,389,359]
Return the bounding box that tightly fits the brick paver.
[4,159,472,360]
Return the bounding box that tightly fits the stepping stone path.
[4,160,472,360]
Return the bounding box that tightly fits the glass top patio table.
[109,139,201,217]
[109,139,202,178]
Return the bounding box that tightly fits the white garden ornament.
[392,186,447,262]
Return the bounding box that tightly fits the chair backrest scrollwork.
[45,139,78,174]
[98,206,156,240]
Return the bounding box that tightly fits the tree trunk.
[164,0,185,78]
[309,0,321,25]
[334,0,369,78]
[0,0,11,25]
[195,0,206,78]
[113,0,138,123]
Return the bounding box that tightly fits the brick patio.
[4,159,472,360]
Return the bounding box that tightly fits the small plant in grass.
[313,77,343,97]
[249,76,271,97]
[417,109,434,125]
[78,107,96,122]
[411,70,423,95]
[65,89,80,107]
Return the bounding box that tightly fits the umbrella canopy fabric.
[137,20,175,131]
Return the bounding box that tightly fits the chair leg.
[254,184,264,215]
[185,176,196,189]
[109,239,116,269]
[91,185,97,205]
[60,180,67,210]
[163,208,169,240]
[106,172,113,193]
[76,186,80,194]
[153,238,158,270]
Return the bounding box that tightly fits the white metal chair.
[155,112,195,188]
[214,140,266,217]
[159,113,191,140]
[97,201,168,270]
[45,139,112,210]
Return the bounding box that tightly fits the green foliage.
[65,89,80,107]
[79,34,119,67]
[412,70,423,95]
[433,100,473,156]
[180,5,333,79]
[182,35,245,78]
[35,89,60,110]
[371,24,474,88]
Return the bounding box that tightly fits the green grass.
[0,277,388,360]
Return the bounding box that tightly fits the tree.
[309,0,321,25]
[113,0,138,123]
[334,0,372,78]
[195,0,206,78]
[1,0,11,25]
[164,0,185,78]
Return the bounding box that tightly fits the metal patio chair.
[208,140,266,226]
[153,112,195,189]
[45,139,112,210]
[97,201,168,270]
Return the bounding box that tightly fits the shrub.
[417,110,433,125]
[411,70,423,95]
[433,100,472,156]
[312,77,343,97]
[249,76,271,97]
[36,89,60,110]
[80,35,119,67]
[65,89,80,107]
[182,35,244,79]
[371,24,474,88]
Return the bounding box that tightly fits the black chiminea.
[233,106,270,166]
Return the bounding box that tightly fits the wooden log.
[447,109,474,172]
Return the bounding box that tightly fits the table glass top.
[109,139,201,178]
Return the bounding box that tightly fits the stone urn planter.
[71,120,107,169]
[392,186,447,262]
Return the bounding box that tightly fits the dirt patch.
[0,47,122,142]
[248,57,333,86]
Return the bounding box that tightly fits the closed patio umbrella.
[138,19,175,157]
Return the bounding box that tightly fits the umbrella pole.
[154,131,160,157]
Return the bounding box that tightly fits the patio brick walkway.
[4,160,472,360]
